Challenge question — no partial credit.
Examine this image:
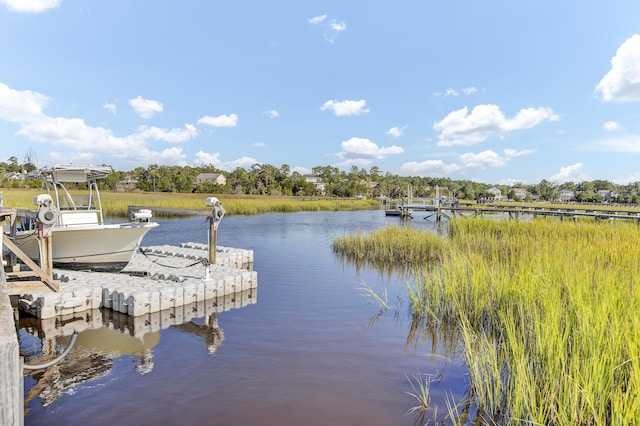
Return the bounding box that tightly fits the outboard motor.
[132,208,154,223]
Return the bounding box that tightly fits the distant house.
[304,175,326,194]
[597,190,619,201]
[116,175,138,191]
[513,187,528,201]
[487,187,502,201]
[194,173,226,186]
[558,189,575,203]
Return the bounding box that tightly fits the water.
[21,210,468,425]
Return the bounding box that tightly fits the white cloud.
[590,135,640,153]
[321,99,369,116]
[434,87,477,97]
[140,147,187,166]
[194,151,260,171]
[386,126,405,138]
[48,151,96,165]
[330,21,346,32]
[595,34,640,102]
[129,96,163,119]
[434,104,559,146]
[613,173,640,185]
[504,148,535,158]
[400,147,534,177]
[309,15,327,24]
[131,124,198,143]
[292,166,312,175]
[309,14,346,43]
[603,120,621,131]
[0,0,60,13]
[400,160,462,176]
[337,137,404,161]
[0,82,199,167]
[459,148,534,169]
[220,156,260,171]
[103,103,116,114]
[263,110,280,118]
[0,82,48,122]
[197,113,238,127]
[549,163,589,183]
[194,151,221,166]
[18,116,121,150]
[459,150,508,168]
[253,142,266,147]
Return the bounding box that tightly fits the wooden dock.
[388,201,640,223]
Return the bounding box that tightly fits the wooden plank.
[7,280,56,296]
[3,237,59,292]
[6,271,40,279]
[0,282,22,425]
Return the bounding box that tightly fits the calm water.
[21,210,468,425]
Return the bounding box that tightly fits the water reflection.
[21,212,472,425]
[20,289,256,408]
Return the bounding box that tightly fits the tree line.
[1,155,639,203]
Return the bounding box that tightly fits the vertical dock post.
[205,197,225,280]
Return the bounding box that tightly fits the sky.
[2,1,640,185]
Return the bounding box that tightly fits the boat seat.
[58,212,99,226]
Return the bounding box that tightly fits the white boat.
[12,165,159,272]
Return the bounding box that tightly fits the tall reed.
[335,217,640,424]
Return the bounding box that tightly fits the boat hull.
[16,222,159,272]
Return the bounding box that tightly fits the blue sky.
[2,1,640,185]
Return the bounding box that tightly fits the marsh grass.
[405,371,432,414]
[333,224,450,267]
[0,188,380,217]
[334,217,640,424]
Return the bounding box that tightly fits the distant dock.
[386,201,640,223]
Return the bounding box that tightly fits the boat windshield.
[55,183,98,211]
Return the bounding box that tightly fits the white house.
[194,173,226,186]
[304,175,326,194]
[487,187,502,201]
[558,189,575,203]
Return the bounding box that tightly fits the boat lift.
[2,193,60,293]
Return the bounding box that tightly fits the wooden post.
[0,261,22,426]
[209,220,217,266]
[39,223,53,278]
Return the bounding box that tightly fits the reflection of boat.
[12,165,158,272]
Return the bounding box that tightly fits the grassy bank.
[0,188,380,216]
[334,218,639,424]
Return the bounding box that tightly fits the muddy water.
[21,210,469,425]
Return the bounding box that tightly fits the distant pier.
[387,201,640,223]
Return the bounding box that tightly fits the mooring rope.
[139,248,208,269]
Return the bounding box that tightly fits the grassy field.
[334,217,640,424]
[0,188,380,216]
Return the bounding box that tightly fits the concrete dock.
[16,242,257,319]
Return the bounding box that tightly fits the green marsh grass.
[334,217,640,424]
[1,188,380,217]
